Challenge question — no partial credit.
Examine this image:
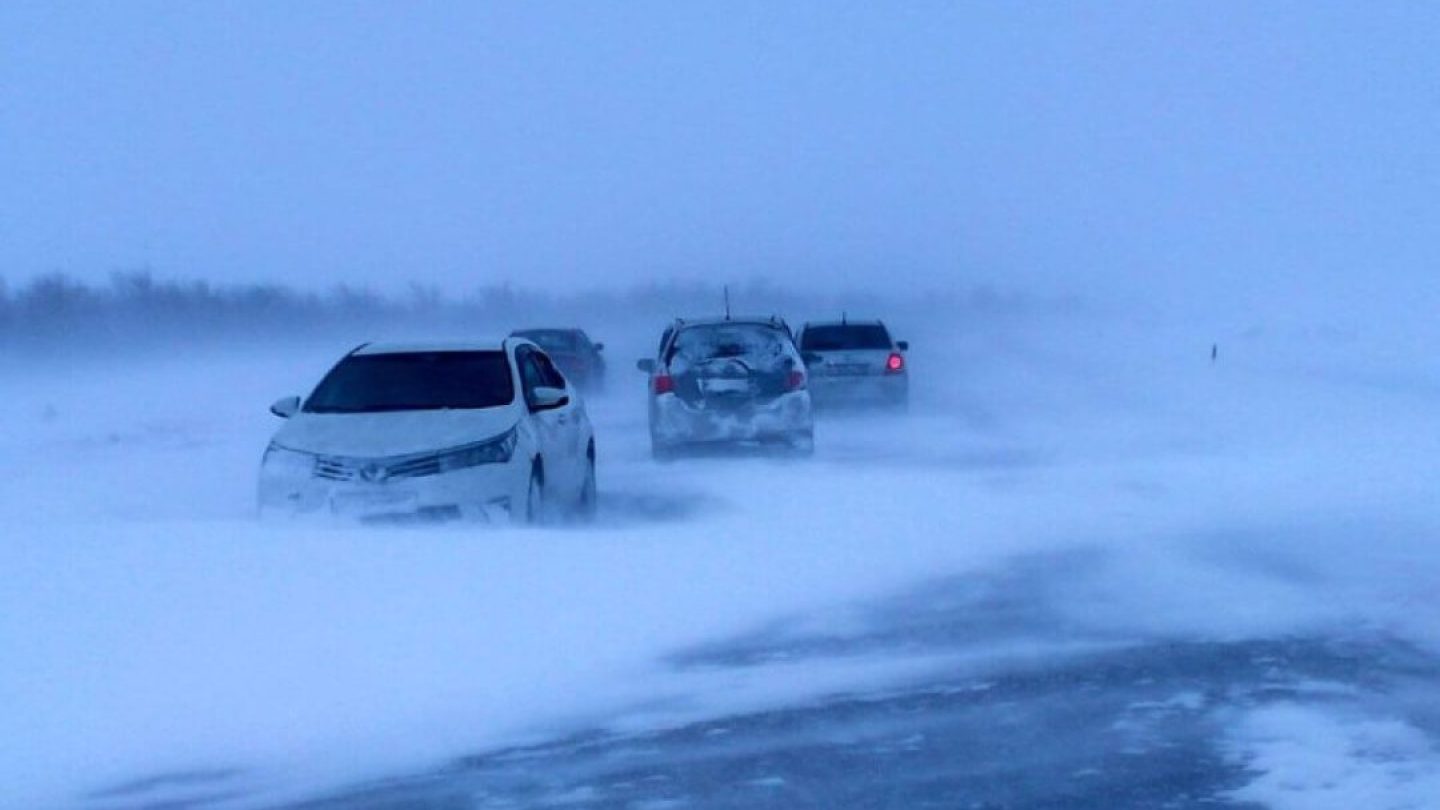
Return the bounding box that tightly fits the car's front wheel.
[574,446,597,521]
[524,462,546,525]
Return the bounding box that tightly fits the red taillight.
[886,353,905,373]
[786,369,807,391]
[653,374,675,394]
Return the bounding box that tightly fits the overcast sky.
[2,1,1437,320]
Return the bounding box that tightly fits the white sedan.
[258,339,596,524]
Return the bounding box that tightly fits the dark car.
[637,316,814,458]
[510,328,607,393]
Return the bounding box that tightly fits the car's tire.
[788,429,816,457]
[524,461,546,525]
[650,433,677,462]
[575,445,598,521]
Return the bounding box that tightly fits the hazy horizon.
[5,2,1439,326]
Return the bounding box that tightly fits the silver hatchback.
[638,317,815,458]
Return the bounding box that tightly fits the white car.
[258,340,596,524]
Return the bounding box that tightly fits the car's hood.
[272,407,519,458]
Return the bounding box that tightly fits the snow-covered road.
[3,310,1439,809]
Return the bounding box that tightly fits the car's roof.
[511,327,586,335]
[802,318,886,328]
[353,339,510,356]
[673,315,788,328]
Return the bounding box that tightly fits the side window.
[516,348,546,408]
[535,352,567,389]
[657,326,673,358]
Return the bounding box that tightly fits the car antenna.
[841,311,847,325]
[723,285,731,320]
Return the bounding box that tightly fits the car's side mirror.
[896,340,909,351]
[270,396,301,418]
[594,342,605,352]
[636,358,655,373]
[530,386,569,411]
[802,352,824,366]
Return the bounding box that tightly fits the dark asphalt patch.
[99,557,1440,810]
[285,633,1439,810]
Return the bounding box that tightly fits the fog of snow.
[2,290,1438,808]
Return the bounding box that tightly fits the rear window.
[514,330,581,353]
[800,324,892,351]
[304,351,515,413]
[667,324,791,368]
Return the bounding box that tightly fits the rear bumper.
[651,390,813,444]
[809,373,908,406]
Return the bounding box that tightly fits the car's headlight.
[438,428,518,471]
[261,442,316,477]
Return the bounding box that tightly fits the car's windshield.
[515,330,580,353]
[304,351,514,413]
[667,324,790,368]
[801,324,892,351]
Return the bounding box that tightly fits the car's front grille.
[314,457,354,481]
[307,430,516,483]
[313,452,444,483]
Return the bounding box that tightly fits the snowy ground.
[3,306,1439,809]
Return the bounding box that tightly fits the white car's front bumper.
[258,459,527,524]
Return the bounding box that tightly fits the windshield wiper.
[311,403,498,413]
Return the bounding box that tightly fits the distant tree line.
[0,271,1054,356]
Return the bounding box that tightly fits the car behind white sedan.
[258,339,596,524]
